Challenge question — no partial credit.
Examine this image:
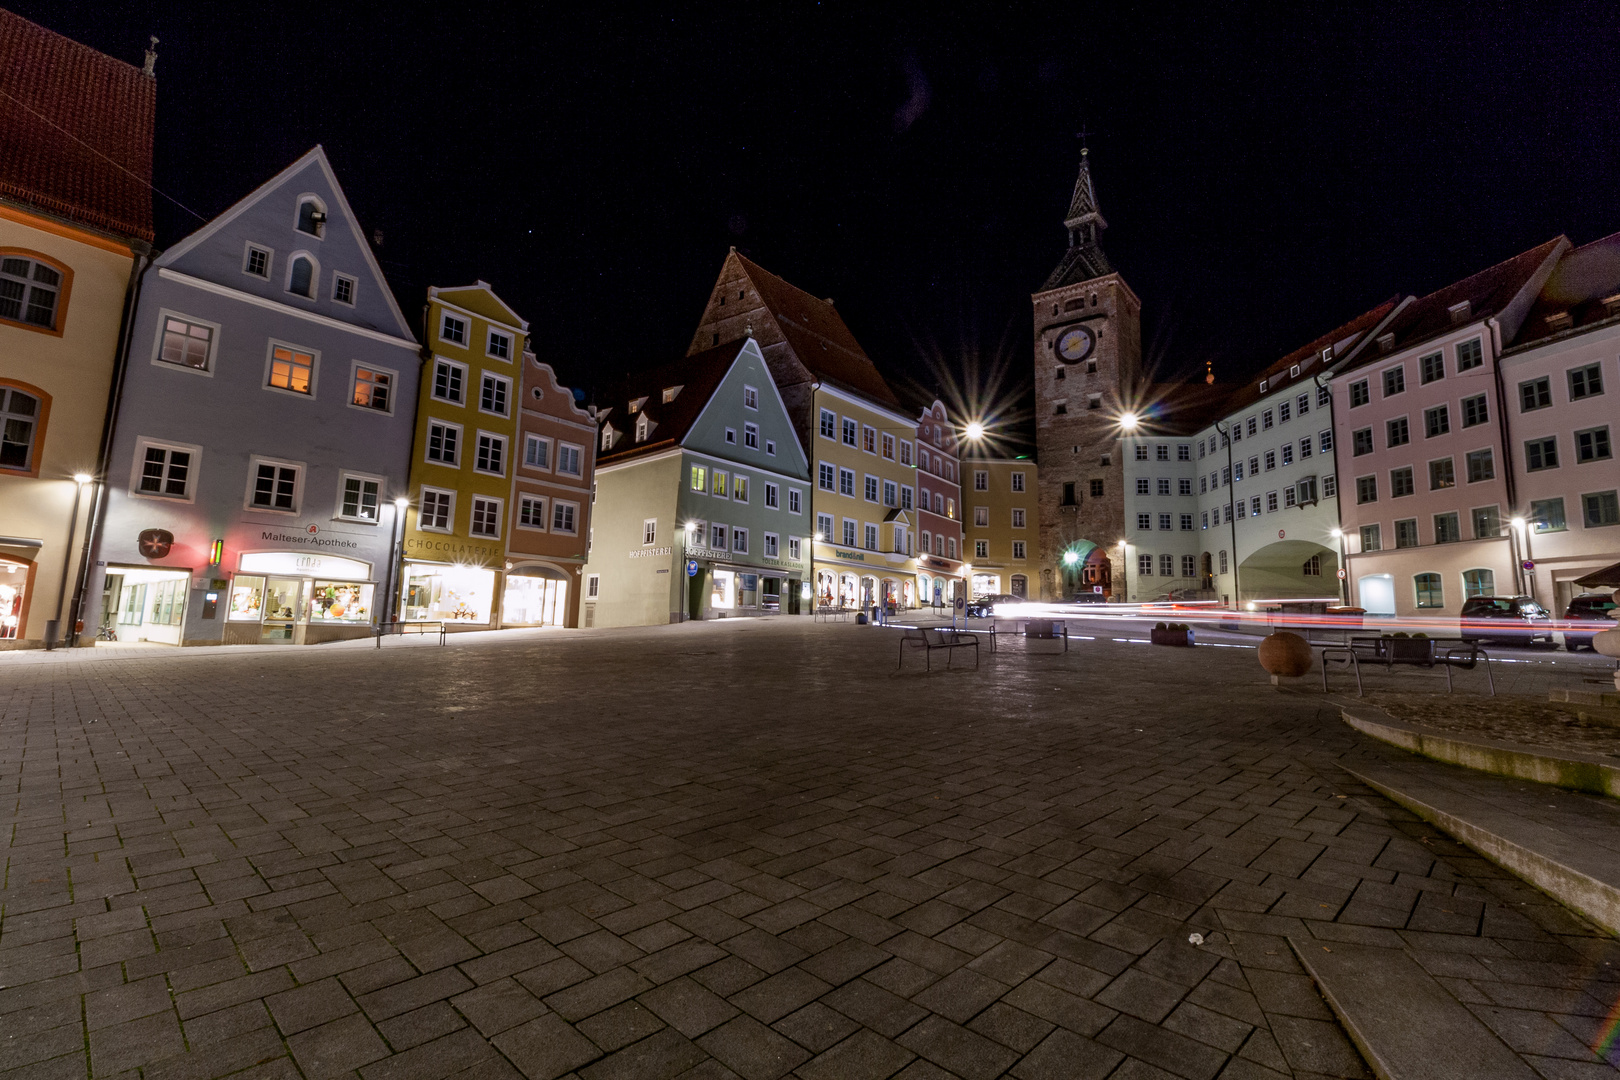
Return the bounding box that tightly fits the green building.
[586,338,811,627]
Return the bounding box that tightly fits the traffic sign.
[686,560,699,577]
[1522,560,1535,571]
[1337,568,1346,579]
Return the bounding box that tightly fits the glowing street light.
[1330,527,1342,539]
[1119,411,1140,433]
[1510,516,1526,530]
[963,421,985,442]
[1062,550,1079,566]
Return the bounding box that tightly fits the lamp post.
[378,497,408,646]
[1330,528,1348,606]
[1510,516,1530,598]
[46,473,93,650]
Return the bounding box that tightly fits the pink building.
[914,400,964,606]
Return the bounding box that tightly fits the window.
[765,482,779,509]
[973,539,989,559]
[420,488,453,530]
[1383,366,1405,397]
[1246,417,1258,437]
[333,274,355,305]
[899,441,912,466]
[339,475,380,521]
[1381,417,1408,448]
[1087,394,1101,410]
[1353,428,1373,456]
[1299,436,1313,460]
[1297,476,1319,505]
[1520,377,1552,411]
[1434,511,1461,544]
[862,523,876,551]
[842,417,857,446]
[1156,444,1170,461]
[1137,512,1152,530]
[475,432,505,475]
[1465,448,1494,483]
[1298,393,1311,416]
[1179,513,1194,531]
[1199,476,1208,494]
[744,423,759,449]
[267,344,315,395]
[1139,554,1154,576]
[441,314,467,345]
[862,426,876,454]
[1525,497,1565,534]
[1456,338,1483,371]
[1525,437,1558,471]
[820,409,836,439]
[1576,426,1611,463]
[1251,495,1263,516]
[1420,352,1445,383]
[838,468,855,497]
[642,519,658,546]
[1463,568,1494,598]
[244,245,270,278]
[471,497,502,538]
[1219,550,1229,573]
[1177,444,1191,461]
[1247,457,1258,476]
[1281,444,1294,466]
[1583,491,1620,527]
[1012,508,1026,528]
[765,439,775,456]
[1090,479,1105,498]
[556,444,582,477]
[816,512,833,539]
[762,532,778,557]
[1415,573,1443,609]
[787,488,802,516]
[1356,475,1377,503]
[723,427,736,444]
[1136,477,1150,496]
[250,460,300,512]
[971,470,988,491]
[710,524,728,551]
[882,433,895,459]
[882,480,896,507]
[734,474,751,503]
[1236,500,1247,519]
[1264,450,1277,471]
[1262,410,1274,430]
[551,501,578,534]
[1179,478,1193,495]
[1390,466,1414,497]
[1135,444,1149,461]
[518,495,547,529]
[134,440,195,499]
[426,421,460,465]
[296,197,325,236]
[1280,402,1291,423]
[586,574,599,598]
[1319,429,1333,452]
[1011,472,1025,492]
[1460,394,1488,428]
[288,255,315,298]
[864,475,878,502]
[1569,363,1605,400]
[1222,466,1231,486]
[1360,524,1381,551]
[1350,380,1370,407]
[1160,554,1174,576]
[0,386,43,473]
[788,536,801,560]
[481,374,510,416]
[1265,491,1279,513]
[1424,405,1450,438]
[1429,458,1455,490]
[838,518,855,546]
[1157,478,1172,496]
[433,360,465,403]
[525,436,551,471]
[157,315,216,371]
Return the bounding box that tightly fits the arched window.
[1415,573,1444,609]
[0,253,66,331]
[1218,550,1228,574]
[296,197,326,237]
[1462,568,1495,599]
[289,255,315,297]
[1,384,45,472]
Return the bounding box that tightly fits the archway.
[1235,539,1338,605]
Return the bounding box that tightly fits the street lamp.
[1117,538,1129,603]
[963,421,985,442]
[1509,516,1531,597]
[378,497,409,646]
[1119,412,1140,433]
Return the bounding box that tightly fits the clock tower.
[1031,149,1141,600]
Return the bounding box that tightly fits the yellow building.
[0,13,155,647]
[962,457,1039,599]
[399,283,528,627]
[808,386,920,609]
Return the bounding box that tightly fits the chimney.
[142,35,158,77]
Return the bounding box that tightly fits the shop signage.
[685,546,727,560]
[261,527,360,551]
[629,547,672,558]
[137,529,174,558]
[923,557,954,570]
[239,551,373,579]
[762,555,805,568]
[404,537,500,561]
[831,549,866,563]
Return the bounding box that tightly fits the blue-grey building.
[83,146,421,645]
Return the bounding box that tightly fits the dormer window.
[1448,300,1471,324]
[1603,294,1620,317]
[1377,332,1395,353]
[662,386,681,403]
[1545,311,1572,332]
[295,197,327,237]
[628,396,647,414]
[1289,364,1300,378]
[1259,379,1268,393]
[635,414,652,443]
[601,426,615,451]
[287,254,316,298]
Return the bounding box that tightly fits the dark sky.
[23,3,1620,447]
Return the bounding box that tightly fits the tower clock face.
[1056,325,1095,363]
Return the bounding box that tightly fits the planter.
[1150,623,1195,647]
[1258,630,1312,684]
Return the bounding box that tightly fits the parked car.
[965,594,1024,619]
[1562,593,1618,651]
[1459,596,1555,646]
[1071,591,1110,604]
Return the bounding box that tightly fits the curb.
[1340,706,1620,799]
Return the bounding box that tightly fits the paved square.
[3,619,1618,1079]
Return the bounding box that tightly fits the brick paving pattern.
[2,619,1618,1080]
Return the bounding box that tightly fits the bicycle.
[97,623,117,642]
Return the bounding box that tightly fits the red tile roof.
[1511,231,1620,350]
[595,341,739,467]
[0,9,155,241]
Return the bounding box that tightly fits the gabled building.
[398,282,529,628]
[688,252,919,609]
[587,337,810,626]
[0,11,155,647]
[914,400,965,606]
[84,147,421,645]
[506,354,595,627]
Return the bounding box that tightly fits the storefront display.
[0,561,26,639]
[502,566,569,626]
[402,561,495,623]
[226,552,376,644]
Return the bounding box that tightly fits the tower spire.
[1040,147,1113,290]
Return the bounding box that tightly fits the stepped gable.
[0,9,155,241]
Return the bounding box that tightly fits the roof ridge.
[0,8,145,74]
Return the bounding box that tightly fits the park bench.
[815,605,850,622]
[1321,634,1493,696]
[898,627,980,670]
[376,619,446,647]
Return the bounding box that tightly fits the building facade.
[84,147,421,645]
[914,400,965,607]
[587,338,810,626]
[0,12,155,647]
[506,354,595,627]
[963,458,1039,598]
[399,283,528,628]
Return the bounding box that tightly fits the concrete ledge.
[1341,706,1620,799]
[1344,762,1620,937]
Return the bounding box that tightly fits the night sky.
[22,3,1620,447]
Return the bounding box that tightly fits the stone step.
[1289,939,1537,1080]
[1550,687,1620,708]
[1343,757,1620,936]
[1577,707,1620,730]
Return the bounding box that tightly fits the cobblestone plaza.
[3,622,1619,1080]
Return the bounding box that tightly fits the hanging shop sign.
[137,529,174,559]
[686,560,699,577]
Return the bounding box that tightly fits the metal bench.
[376,619,447,647]
[815,605,850,623]
[1322,635,1493,696]
[898,627,980,670]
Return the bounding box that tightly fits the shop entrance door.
[261,577,302,643]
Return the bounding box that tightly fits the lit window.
[352,366,391,411]
[268,345,315,394]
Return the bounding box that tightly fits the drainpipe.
[1214,419,1240,608]
[68,241,154,646]
[1487,315,1522,594]
[1314,369,1346,605]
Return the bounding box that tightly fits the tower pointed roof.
[1041,148,1113,290]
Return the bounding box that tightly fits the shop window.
[333,274,355,305]
[250,459,301,512]
[133,439,196,500]
[518,495,547,529]
[420,488,454,531]
[339,474,380,521]
[433,360,466,403]
[0,254,65,331]
[351,365,392,412]
[475,433,506,475]
[267,344,316,395]
[0,385,44,473]
[471,497,502,538]
[157,314,216,371]
[551,500,578,534]
[481,374,510,416]
[426,421,460,465]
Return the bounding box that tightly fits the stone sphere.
[1593,627,1620,659]
[1258,631,1313,677]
